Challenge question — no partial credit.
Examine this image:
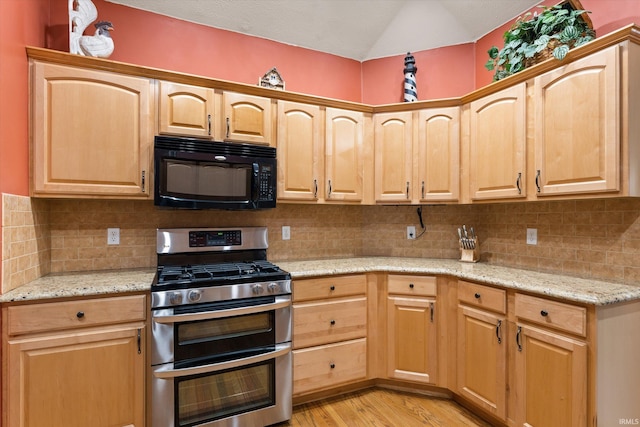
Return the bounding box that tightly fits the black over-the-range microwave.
[153,135,277,210]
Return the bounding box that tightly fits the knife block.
[459,238,480,263]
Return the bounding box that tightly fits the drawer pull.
[330,363,335,369]
[474,292,481,299]
[540,310,549,317]
[76,311,85,319]
[409,283,414,289]
[330,285,335,291]
[516,326,522,352]
[330,319,336,326]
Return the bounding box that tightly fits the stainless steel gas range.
[150,227,292,427]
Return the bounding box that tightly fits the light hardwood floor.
[276,388,494,427]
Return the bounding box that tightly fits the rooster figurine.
[79,21,114,58]
[68,0,114,58]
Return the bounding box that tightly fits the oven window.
[176,361,275,427]
[178,312,271,344]
[164,160,251,200]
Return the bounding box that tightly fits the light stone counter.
[2,258,639,306]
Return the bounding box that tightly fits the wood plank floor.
[275,388,494,427]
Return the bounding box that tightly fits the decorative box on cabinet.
[3,295,146,427]
[223,92,273,145]
[30,61,153,198]
[386,274,437,384]
[158,80,215,138]
[292,275,367,396]
[457,281,507,420]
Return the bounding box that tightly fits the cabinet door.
[325,108,365,202]
[457,305,506,420]
[534,45,620,196]
[158,81,214,138]
[387,296,437,384]
[417,107,460,202]
[277,101,322,200]
[515,324,587,427]
[7,325,145,427]
[469,83,526,200]
[374,112,413,203]
[223,92,272,145]
[31,62,152,198]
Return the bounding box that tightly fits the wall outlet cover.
[107,228,120,245]
[282,226,291,241]
[526,228,537,245]
[407,226,416,240]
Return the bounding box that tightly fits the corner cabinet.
[374,112,413,203]
[223,92,273,145]
[325,108,365,202]
[468,83,527,201]
[158,80,215,138]
[533,44,620,196]
[3,295,146,427]
[31,61,153,198]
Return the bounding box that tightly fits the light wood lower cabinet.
[386,275,437,384]
[292,275,367,395]
[2,295,146,427]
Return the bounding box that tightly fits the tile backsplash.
[2,195,640,293]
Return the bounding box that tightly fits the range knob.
[188,290,202,302]
[253,284,265,295]
[268,282,279,293]
[168,292,183,305]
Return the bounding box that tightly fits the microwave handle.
[252,163,260,206]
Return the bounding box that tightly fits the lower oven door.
[152,343,292,427]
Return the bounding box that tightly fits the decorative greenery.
[485,4,595,81]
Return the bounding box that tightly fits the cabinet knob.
[409,283,414,289]
[330,363,335,369]
[540,310,549,317]
[76,311,85,319]
[330,285,335,291]
[474,293,481,299]
[330,319,336,326]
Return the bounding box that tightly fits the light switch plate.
[282,226,291,241]
[526,228,537,245]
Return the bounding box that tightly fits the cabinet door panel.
[224,92,272,145]
[158,81,214,138]
[534,45,619,196]
[326,108,364,201]
[417,107,460,202]
[374,112,413,203]
[469,84,526,200]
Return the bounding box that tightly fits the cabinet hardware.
[76,311,85,319]
[516,172,522,194]
[516,326,522,352]
[328,179,332,198]
[540,310,549,317]
[226,117,230,138]
[141,170,146,193]
[330,285,335,291]
[329,363,335,369]
[207,114,212,135]
[496,319,502,344]
[137,328,142,354]
[421,181,425,199]
[409,283,414,289]
[313,179,318,199]
[429,302,435,323]
[474,293,481,299]
[330,319,336,326]
[406,182,410,199]
[535,170,541,193]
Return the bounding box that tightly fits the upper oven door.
[151,294,291,366]
[153,136,276,210]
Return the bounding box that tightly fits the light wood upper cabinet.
[416,107,460,202]
[374,111,413,203]
[277,101,322,200]
[223,92,273,145]
[31,61,153,198]
[325,108,365,202]
[469,83,526,201]
[158,81,214,138]
[534,45,620,196]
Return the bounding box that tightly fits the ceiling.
[106,0,543,61]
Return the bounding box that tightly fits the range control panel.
[189,230,242,247]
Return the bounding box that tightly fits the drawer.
[515,293,586,337]
[6,295,147,336]
[293,297,366,348]
[388,274,436,297]
[293,274,366,302]
[293,338,367,395]
[458,281,506,314]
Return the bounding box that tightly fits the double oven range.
[150,227,292,427]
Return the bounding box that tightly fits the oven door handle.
[153,342,291,379]
[153,298,290,324]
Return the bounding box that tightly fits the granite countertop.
[2,258,639,306]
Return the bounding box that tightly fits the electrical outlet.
[407,226,416,240]
[282,226,291,241]
[107,228,120,245]
[526,228,537,245]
